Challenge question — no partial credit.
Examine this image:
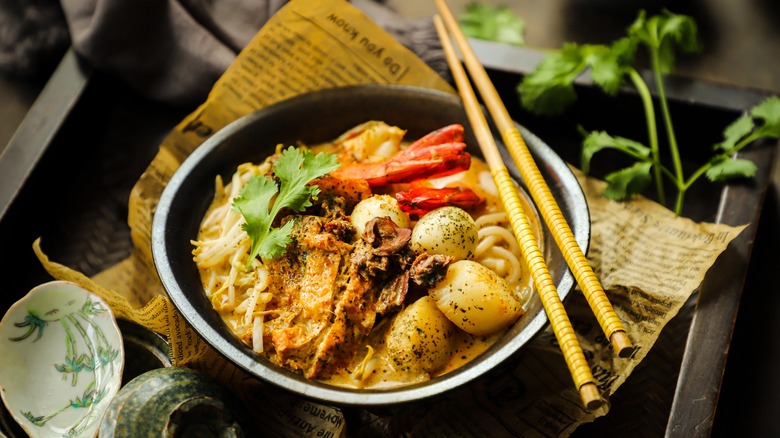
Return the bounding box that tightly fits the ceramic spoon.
[0,281,124,438]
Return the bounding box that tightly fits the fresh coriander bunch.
[517,9,780,215]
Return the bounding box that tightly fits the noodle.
[194,162,271,319]
[478,226,520,255]
[252,316,263,353]
[474,212,526,295]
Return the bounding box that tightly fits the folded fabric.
[57,0,446,107]
[0,0,70,79]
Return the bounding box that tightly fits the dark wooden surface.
[0,51,91,222]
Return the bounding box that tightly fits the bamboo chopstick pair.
[433,0,633,410]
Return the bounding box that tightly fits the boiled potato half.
[385,295,457,374]
[350,195,411,237]
[410,206,478,261]
[429,260,523,336]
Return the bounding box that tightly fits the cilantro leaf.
[257,219,297,260]
[658,12,701,51]
[586,39,636,95]
[714,114,754,152]
[232,147,340,266]
[587,47,624,96]
[518,39,637,115]
[751,95,780,138]
[517,43,586,115]
[609,35,640,66]
[704,97,778,183]
[603,162,653,200]
[233,175,279,264]
[459,3,525,46]
[715,96,780,152]
[581,130,651,174]
[705,157,757,182]
[273,146,340,215]
[628,10,700,73]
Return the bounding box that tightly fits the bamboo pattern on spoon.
[7,295,121,436]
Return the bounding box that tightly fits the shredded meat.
[351,217,416,281]
[259,211,448,379]
[410,253,453,287]
[362,216,412,256]
[262,213,371,379]
[320,197,356,241]
[375,271,410,315]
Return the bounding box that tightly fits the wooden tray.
[0,47,776,437]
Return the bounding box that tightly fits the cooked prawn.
[395,186,485,216]
[330,124,471,187]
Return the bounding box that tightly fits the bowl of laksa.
[152,85,590,405]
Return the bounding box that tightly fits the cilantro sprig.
[232,146,340,266]
[517,9,780,215]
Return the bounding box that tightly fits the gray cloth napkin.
[58,0,446,107]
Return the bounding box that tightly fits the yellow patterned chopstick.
[434,0,633,358]
[433,15,604,411]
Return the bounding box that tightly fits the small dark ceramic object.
[99,367,254,437]
[152,85,590,406]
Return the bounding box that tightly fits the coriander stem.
[726,131,762,155]
[682,162,710,191]
[650,48,685,214]
[674,188,685,215]
[628,67,665,205]
[682,132,762,190]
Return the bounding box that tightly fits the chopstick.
[434,0,633,359]
[433,15,604,411]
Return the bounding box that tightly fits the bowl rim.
[152,84,590,406]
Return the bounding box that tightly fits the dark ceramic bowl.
[152,85,590,406]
